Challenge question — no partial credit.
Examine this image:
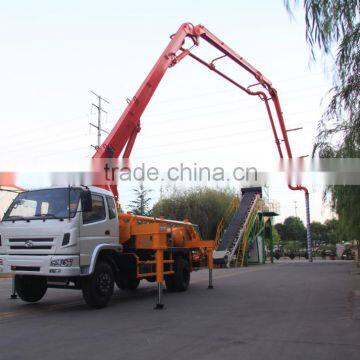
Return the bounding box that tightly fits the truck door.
[105,195,119,243]
[79,192,118,267]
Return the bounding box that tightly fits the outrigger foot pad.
[154,303,165,310]
[208,285,214,289]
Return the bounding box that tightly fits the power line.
[0,107,319,157]
[139,134,271,160]
[2,106,319,159]
[142,72,324,105]
[143,105,318,127]
[104,83,326,122]
[1,113,91,140]
[0,81,325,142]
[0,79,325,161]
[0,128,91,152]
[0,103,320,153]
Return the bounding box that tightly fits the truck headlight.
[50,258,73,267]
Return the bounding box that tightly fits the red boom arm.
[93,23,308,200]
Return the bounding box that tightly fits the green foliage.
[285,1,360,240]
[310,221,327,247]
[318,243,337,255]
[328,186,360,240]
[274,222,286,246]
[284,1,359,57]
[324,218,343,243]
[275,217,306,245]
[285,0,360,146]
[284,216,307,245]
[272,226,281,246]
[276,216,343,250]
[284,240,302,253]
[151,187,236,240]
[128,182,152,216]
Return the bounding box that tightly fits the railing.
[261,200,280,215]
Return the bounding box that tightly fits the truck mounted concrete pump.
[0,23,311,309]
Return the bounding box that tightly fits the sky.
[0,0,335,223]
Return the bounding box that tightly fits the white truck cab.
[0,186,123,308]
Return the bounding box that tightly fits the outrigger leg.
[10,276,17,299]
[154,249,165,309]
[207,249,214,289]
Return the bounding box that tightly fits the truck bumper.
[0,255,81,277]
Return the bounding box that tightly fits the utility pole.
[90,90,110,149]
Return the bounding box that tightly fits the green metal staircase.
[214,187,277,267]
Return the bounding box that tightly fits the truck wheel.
[15,275,47,303]
[165,255,190,292]
[82,261,114,309]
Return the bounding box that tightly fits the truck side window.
[106,196,117,220]
[83,194,106,224]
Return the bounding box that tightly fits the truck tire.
[165,255,190,292]
[15,275,47,303]
[82,261,114,309]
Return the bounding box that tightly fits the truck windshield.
[2,188,81,221]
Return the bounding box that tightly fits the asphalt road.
[0,260,359,360]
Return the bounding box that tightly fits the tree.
[285,1,360,241]
[128,182,152,216]
[283,216,307,246]
[272,226,281,248]
[274,222,286,246]
[324,218,342,244]
[310,221,327,248]
[151,187,236,240]
[284,240,302,254]
[275,217,307,247]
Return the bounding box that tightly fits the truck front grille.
[9,238,53,243]
[10,245,52,250]
[8,238,54,251]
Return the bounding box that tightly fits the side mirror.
[81,190,93,213]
